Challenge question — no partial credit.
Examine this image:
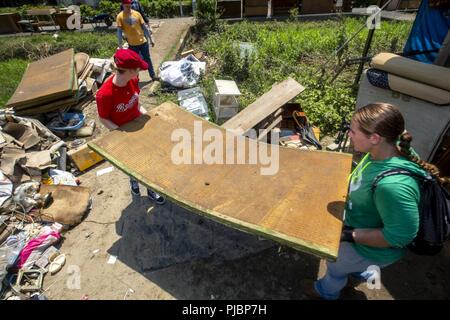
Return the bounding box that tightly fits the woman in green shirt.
[305,102,443,300]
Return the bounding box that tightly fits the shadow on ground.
[107,198,450,300]
[108,198,323,299]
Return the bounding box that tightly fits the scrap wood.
[6,49,76,110]
[222,77,305,135]
[88,102,352,260]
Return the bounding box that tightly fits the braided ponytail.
[397,131,449,185]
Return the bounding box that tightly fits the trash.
[0,171,13,207]
[96,166,114,177]
[12,181,41,212]
[177,87,209,118]
[34,246,60,269]
[0,232,27,291]
[123,288,134,300]
[47,113,86,132]
[70,119,96,138]
[160,54,206,88]
[68,144,104,172]
[107,254,117,265]
[13,269,45,293]
[237,42,256,59]
[70,139,87,149]
[16,226,61,269]
[48,253,66,274]
[38,184,91,226]
[48,169,78,186]
[81,294,89,300]
[213,80,241,121]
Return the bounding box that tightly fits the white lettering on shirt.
[116,93,139,112]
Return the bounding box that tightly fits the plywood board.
[88,102,352,260]
[222,77,305,134]
[6,49,75,109]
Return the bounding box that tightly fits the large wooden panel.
[88,102,352,259]
[6,49,75,109]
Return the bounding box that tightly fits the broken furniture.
[0,13,21,34]
[357,73,450,161]
[213,80,241,122]
[21,9,58,32]
[5,49,78,116]
[357,52,450,162]
[222,77,305,141]
[88,102,352,260]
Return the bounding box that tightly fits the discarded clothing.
[17,226,61,269]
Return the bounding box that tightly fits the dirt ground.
[43,18,450,300]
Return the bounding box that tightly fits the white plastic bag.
[160,55,206,88]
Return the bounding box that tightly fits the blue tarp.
[403,0,450,63]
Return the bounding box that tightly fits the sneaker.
[130,180,140,196]
[147,189,166,205]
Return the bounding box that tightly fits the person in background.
[95,48,165,205]
[116,0,157,81]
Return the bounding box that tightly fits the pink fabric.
[17,229,60,269]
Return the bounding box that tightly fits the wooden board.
[6,49,75,109]
[88,102,352,259]
[222,77,305,134]
[68,144,104,172]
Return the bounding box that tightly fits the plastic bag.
[0,232,26,291]
[160,55,206,88]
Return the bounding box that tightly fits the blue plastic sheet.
[403,0,450,63]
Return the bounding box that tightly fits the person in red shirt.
[96,48,165,205]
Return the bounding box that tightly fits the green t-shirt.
[345,154,427,265]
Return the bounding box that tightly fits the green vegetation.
[193,18,412,135]
[0,59,28,107]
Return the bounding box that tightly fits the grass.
[0,59,29,107]
[191,17,413,135]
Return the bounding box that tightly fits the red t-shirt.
[95,75,142,127]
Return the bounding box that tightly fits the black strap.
[371,168,431,193]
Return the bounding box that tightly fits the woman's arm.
[353,228,391,248]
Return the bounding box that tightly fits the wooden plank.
[257,115,283,141]
[222,78,304,134]
[68,144,104,172]
[88,102,352,260]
